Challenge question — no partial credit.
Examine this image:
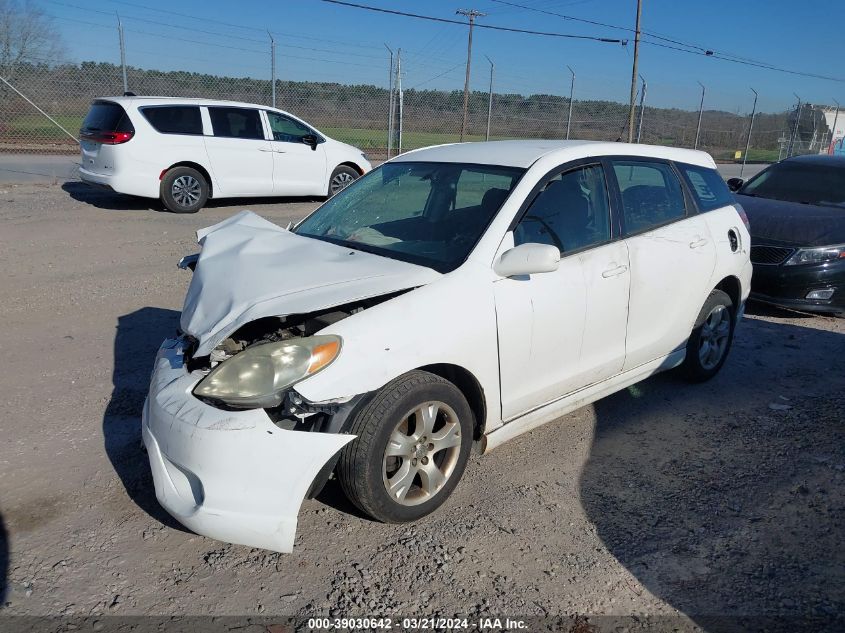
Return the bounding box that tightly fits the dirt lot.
[0,181,843,630]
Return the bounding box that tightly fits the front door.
[264,111,327,196]
[495,163,630,421]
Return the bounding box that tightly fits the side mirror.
[302,134,319,151]
[494,243,560,278]
[726,177,744,192]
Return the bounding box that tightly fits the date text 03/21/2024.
[306,617,529,630]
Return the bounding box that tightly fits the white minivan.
[78,97,371,212]
[143,140,753,553]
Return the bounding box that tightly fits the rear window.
[141,106,203,135]
[679,163,734,211]
[81,102,133,133]
[208,107,264,140]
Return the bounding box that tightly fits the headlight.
[193,335,341,408]
[784,244,845,266]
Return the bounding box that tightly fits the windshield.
[739,162,845,208]
[294,161,525,273]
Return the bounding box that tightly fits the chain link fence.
[0,54,831,163]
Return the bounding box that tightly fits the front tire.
[681,289,736,382]
[160,166,208,213]
[328,165,359,197]
[338,371,474,523]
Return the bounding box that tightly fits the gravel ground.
[0,181,843,630]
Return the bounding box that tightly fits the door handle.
[602,264,628,278]
[689,237,709,249]
[258,148,273,152]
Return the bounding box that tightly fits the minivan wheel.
[682,289,736,382]
[338,370,473,523]
[328,165,359,196]
[160,166,208,213]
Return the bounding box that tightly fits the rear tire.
[328,165,359,197]
[338,370,473,523]
[681,289,736,382]
[160,166,208,213]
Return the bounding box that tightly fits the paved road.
[0,153,767,186]
[0,154,79,184]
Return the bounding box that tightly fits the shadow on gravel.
[104,307,187,531]
[63,181,160,211]
[580,317,844,631]
[63,181,322,212]
[0,513,7,606]
[316,480,374,521]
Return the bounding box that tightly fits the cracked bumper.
[142,338,355,552]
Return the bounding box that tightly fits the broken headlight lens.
[193,335,341,408]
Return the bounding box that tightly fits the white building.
[820,105,844,154]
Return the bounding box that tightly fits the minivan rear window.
[81,102,133,133]
[141,106,203,135]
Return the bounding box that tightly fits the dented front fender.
[142,338,355,552]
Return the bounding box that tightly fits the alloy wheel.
[698,305,731,370]
[382,401,462,506]
[330,172,355,194]
[172,175,201,207]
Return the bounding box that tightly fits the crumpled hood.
[181,211,441,356]
[738,194,845,247]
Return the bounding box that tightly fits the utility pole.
[740,88,758,177]
[626,0,643,143]
[385,44,395,158]
[787,94,801,157]
[269,31,276,108]
[396,48,403,154]
[457,8,485,142]
[565,65,575,140]
[694,81,705,149]
[636,74,646,143]
[830,99,840,154]
[484,55,494,141]
[117,13,128,94]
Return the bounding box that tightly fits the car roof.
[783,153,845,166]
[95,96,283,112]
[391,139,717,169]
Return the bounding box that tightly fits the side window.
[514,164,611,253]
[679,163,734,211]
[267,111,313,143]
[612,161,686,235]
[141,106,203,135]
[208,107,264,140]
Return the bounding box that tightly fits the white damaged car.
[143,140,752,552]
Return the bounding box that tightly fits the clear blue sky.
[41,0,844,113]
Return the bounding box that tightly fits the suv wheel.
[338,370,473,523]
[682,289,736,382]
[160,166,208,213]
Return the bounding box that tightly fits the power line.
[488,0,845,83]
[317,0,627,44]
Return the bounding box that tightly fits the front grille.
[750,245,794,265]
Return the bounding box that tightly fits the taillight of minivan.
[80,101,135,145]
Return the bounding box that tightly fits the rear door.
[607,158,716,370]
[264,111,327,196]
[203,106,273,197]
[495,162,630,420]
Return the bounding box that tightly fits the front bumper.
[142,338,355,552]
[750,260,845,315]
